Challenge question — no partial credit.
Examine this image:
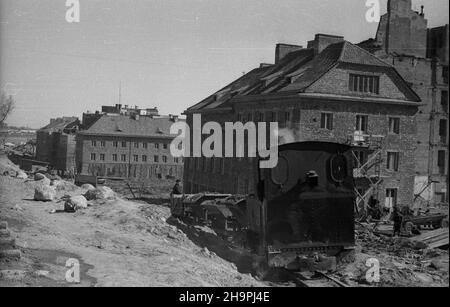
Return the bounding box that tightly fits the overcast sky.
[1,0,448,128]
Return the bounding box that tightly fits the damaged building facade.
[75,114,183,181]
[360,0,449,205]
[36,117,80,175]
[183,34,421,210]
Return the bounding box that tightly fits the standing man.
[393,205,403,237]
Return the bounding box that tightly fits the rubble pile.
[346,223,449,287]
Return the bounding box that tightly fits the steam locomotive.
[172,141,356,270]
[246,141,355,269]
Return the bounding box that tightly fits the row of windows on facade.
[237,110,403,135]
[235,90,449,134]
[355,149,447,175]
[89,153,182,164]
[90,140,171,150]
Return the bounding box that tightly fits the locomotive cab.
[247,142,355,269]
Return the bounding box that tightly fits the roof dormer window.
[349,74,379,94]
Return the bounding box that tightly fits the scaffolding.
[347,132,385,213]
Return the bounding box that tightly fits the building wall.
[36,131,77,173]
[375,54,449,203]
[76,134,183,181]
[184,96,418,207]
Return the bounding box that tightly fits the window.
[354,150,368,167]
[247,113,253,122]
[320,113,333,130]
[90,153,96,161]
[442,91,448,114]
[356,115,368,133]
[134,142,139,148]
[349,74,379,94]
[121,154,126,162]
[285,111,291,125]
[143,143,148,149]
[121,141,127,148]
[387,152,399,171]
[91,140,97,147]
[112,154,118,162]
[113,141,118,148]
[100,141,105,147]
[438,151,446,175]
[142,155,147,162]
[100,154,105,161]
[163,143,168,150]
[155,143,160,149]
[154,155,159,163]
[133,155,138,162]
[385,189,398,210]
[257,112,264,122]
[269,111,277,122]
[389,117,400,134]
[439,119,448,143]
[162,156,167,163]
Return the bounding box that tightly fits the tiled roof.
[187,40,419,112]
[78,115,180,138]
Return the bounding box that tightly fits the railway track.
[293,271,349,288]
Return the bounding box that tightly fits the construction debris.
[410,228,449,250]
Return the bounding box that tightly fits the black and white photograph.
[0,0,448,292]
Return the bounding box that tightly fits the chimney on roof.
[307,34,344,55]
[275,43,303,64]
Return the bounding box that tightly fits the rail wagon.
[247,142,355,269]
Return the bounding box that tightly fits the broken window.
[356,115,368,133]
[349,74,379,94]
[320,113,333,130]
[387,151,399,171]
[438,150,446,175]
[385,189,398,210]
[389,117,400,134]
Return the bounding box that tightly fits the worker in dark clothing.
[393,205,403,237]
[172,180,182,195]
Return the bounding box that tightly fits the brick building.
[183,34,421,210]
[75,114,183,181]
[36,117,80,175]
[360,0,449,204]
